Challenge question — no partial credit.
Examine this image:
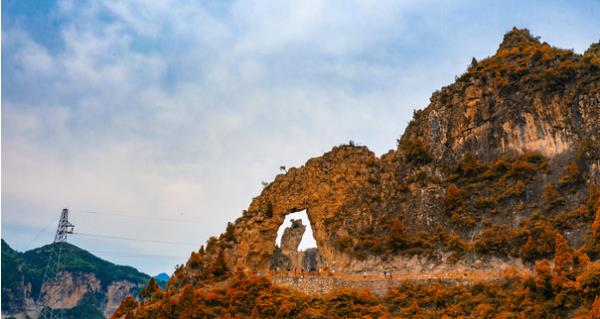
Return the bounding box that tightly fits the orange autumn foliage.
[113,261,600,318]
[593,206,600,243]
[554,233,574,277]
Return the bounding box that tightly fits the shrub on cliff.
[139,278,163,301]
[519,212,557,262]
[112,296,138,319]
[593,208,600,243]
[399,136,432,164]
[474,225,513,256]
[558,162,584,187]
[543,183,565,211]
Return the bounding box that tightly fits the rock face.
[279,219,306,271]
[169,29,600,290]
[43,272,101,309]
[280,220,305,255]
[36,273,139,318]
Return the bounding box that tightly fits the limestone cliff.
[279,219,305,271]
[168,28,600,291]
[280,220,305,256]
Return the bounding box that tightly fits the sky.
[2,0,599,276]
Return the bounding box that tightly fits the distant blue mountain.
[154,272,170,282]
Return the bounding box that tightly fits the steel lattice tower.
[38,208,74,319]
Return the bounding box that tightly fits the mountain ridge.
[1,238,151,319]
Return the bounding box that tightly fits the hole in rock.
[275,210,316,250]
[270,210,323,272]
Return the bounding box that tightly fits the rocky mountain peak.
[497,27,541,51]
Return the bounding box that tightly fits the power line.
[74,232,201,247]
[92,252,183,260]
[24,220,56,251]
[70,210,204,224]
[90,249,183,258]
[90,250,182,257]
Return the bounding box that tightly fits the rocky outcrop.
[280,220,306,254]
[279,219,306,271]
[228,145,381,271]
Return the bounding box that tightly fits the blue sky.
[2,0,599,275]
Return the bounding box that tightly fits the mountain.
[153,273,170,282]
[114,28,600,318]
[1,239,151,318]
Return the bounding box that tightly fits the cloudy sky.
[2,0,599,275]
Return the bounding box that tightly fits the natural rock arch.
[229,145,382,271]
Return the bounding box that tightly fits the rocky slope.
[115,28,600,318]
[1,239,150,318]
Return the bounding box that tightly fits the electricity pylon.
[38,208,75,319]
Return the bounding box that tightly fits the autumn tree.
[542,183,564,210]
[400,136,432,164]
[558,162,582,186]
[386,219,408,252]
[590,296,600,319]
[521,235,536,261]
[139,278,163,301]
[177,285,201,319]
[589,184,600,212]
[593,206,600,243]
[554,233,574,276]
[444,184,463,215]
[533,260,554,298]
[510,180,526,197]
[201,249,229,282]
[112,296,138,319]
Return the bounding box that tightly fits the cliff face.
[1,240,149,318]
[280,220,306,255]
[402,30,600,163]
[168,29,600,290]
